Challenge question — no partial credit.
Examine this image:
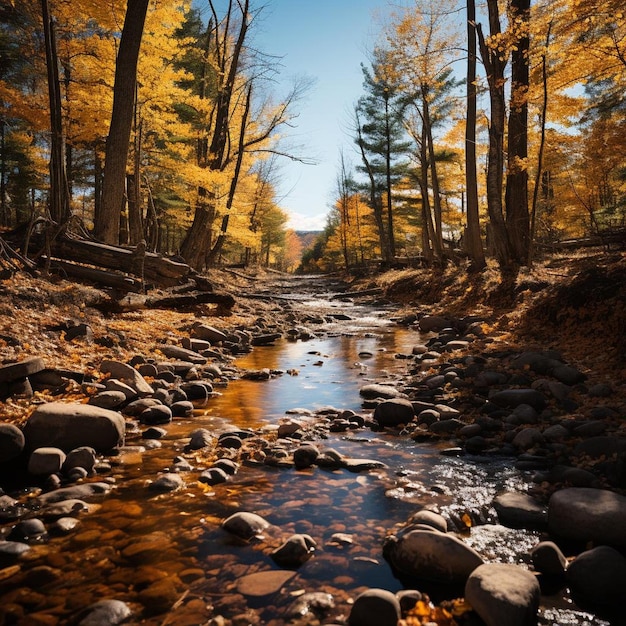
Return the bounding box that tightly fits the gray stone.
[159,344,207,363]
[419,315,451,332]
[530,541,567,577]
[88,390,128,409]
[342,458,387,472]
[199,467,229,485]
[373,398,415,427]
[410,510,448,532]
[271,534,316,567]
[493,492,547,529]
[7,518,47,543]
[384,529,483,584]
[149,473,183,492]
[465,563,540,626]
[79,599,132,626]
[552,364,586,385]
[574,436,626,458]
[0,357,45,383]
[222,511,269,540]
[103,378,137,399]
[512,428,544,450]
[190,324,228,343]
[359,384,402,400]
[0,423,25,462]
[28,447,66,475]
[289,592,335,619]
[348,588,401,626]
[23,402,125,452]
[100,359,153,396]
[36,482,112,505]
[430,418,464,434]
[566,545,626,606]
[0,540,31,562]
[490,389,547,411]
[139,404,172,425]
[293,444,319,469]
[188,428,213,450]
[171,400,194,417]
[548,487,626,548]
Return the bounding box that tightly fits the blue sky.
[250,0,391,231]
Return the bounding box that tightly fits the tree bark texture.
[96,0,149,245]
[464,0,486,270]
[505,0,531,265]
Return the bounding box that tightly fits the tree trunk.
[383,92,396,259]
[95,0,149,244]
[422,85,444,255]
[529,21,552,265]
[505,0,531,265]
[477,0,514,272]
[41,0,70,224]
[465,0,486,271]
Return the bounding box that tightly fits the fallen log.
[44,258,143,292]
[330,287,384,300]
[49,237,193,287]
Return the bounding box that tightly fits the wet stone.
[139,405,172,425]
[530,541,567,577]
[28,446,66,475]
[0,423,25,462]
[188,428,213,450]
[222,512,269,540]
[199,467,229,485]
[78,599,132,625]
[7,518,48,544]
[348,588,401,626]
[149,472,184,492]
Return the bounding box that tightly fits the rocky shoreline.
[0,273,625,625]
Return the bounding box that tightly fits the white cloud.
[286,212,327,232]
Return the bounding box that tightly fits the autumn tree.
[354,50,410,265]
[384,0,463,262]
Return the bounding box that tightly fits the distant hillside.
[294,231,321,251]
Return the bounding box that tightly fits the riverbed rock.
[28,447,66,475]
[490,389,547,411]
[493,492,547,529]
[359,384,403,400]
[149,472,184,492]
[288,591,335,619]
[222,512,269,540]
[530,541,567,577]
[188,428,213,450]
[78,599,132,626]
[293,444,319,469]
[271,533,316,567]
[236,569,296,597]
[100,359,154,396]
[373,398,415,427]
[383,529,483,585]
[23,402,125,452]
[465,563,540,626]
[139,404,172,425]
[0,423,25,462]
[36,482,112,505]
[88,390,127,409]
[190,323,228,344]
[348,588,402,626]
[548,487,626,548]
[566,545,626,606]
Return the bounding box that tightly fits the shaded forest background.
[0,0,624,280]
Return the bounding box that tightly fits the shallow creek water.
[0,294,613,624]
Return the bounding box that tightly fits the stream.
[0,279,615,625]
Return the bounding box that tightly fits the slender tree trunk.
[41,0,70,224]
[383,92,396,259]
[422,86,444,255]
[477,0,514,272]
[505,0,531,264]
[465,0,486,271]
[0,118,6,226]
[529,20,552,265]
[205,83,252,265]
[96,0,150,244]
[128,108,143,244]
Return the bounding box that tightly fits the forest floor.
[1,248,625,426]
